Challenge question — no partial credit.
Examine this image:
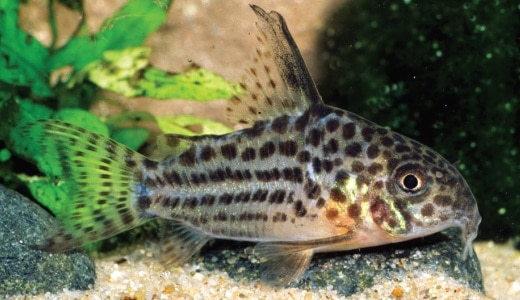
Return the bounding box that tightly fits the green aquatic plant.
[0,0,237,229]
[319,0,519,243]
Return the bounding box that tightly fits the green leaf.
[110,127,150,151]
[50,0,172,71]
[18,174,68,216]
[156,115,233,136]
[104,111,156,127]
[81,47,151,97]
[139,68,239,101]
[0,0,52,96]
[83,47,240,101]
[52,108,109,136]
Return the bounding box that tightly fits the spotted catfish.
[16,5,481,286]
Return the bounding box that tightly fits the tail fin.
[14,120,153,252]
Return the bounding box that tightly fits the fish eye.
[394,164,427,194]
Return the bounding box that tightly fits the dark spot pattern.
[421,203,434,217]
[348,204,361,218]
[361,127,375,142]
[279,140,298,156]
[241,147,256,161]
[199,146,216,161]
[273,212,288,223]
[344,143,362,157]
[366,144,380,159]
[307,128,323,147]
[220,143,237,160]
[269,190,286,204]
[381,136,394,147]
[297,150,311,163]
[294,200,307,217]
[326,119,340,133]
[330,188,346,203]
[434,195,452,206]
[259,142,276,159]
[342,123,356,140]
[351,161,364,173]
[271,115,289,134]
[305,180,321,199]
[179,148,196,167]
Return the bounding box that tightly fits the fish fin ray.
[226,5,322,126]
[16,119,152,252]
[159,220,212,266]
[254,242,314,286]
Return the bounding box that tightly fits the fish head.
[363,133,481,258]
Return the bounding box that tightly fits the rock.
[200,227,484,297]
[0,185,95,296]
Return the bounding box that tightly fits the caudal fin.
[14,120,153,252]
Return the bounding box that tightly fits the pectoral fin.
[254,242,314,287]
[159,220,212,266]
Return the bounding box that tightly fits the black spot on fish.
[366,144,381,159]
[221,143,237,160]
[312,157,322,173]
[294,110,310,132]
[279,140,298,156]
[218,194,233,205]
[361,127,375,142]
[316,197,326,209]
[282,167,304,183]
[294,200,307,217]
[395,144,411,153]
[164,170,183,186]
[342,122,356,140]
[323,138,339,155]
[305,180,321,199]
[335,170,350,182]
[344,143,362,157]
[143,159,158,170]
[297,150,311,163]
[272,212,288,223]
[351,161,364,173]
[330,188,346,203]
[200,146,216,161]
[381,136,394,147]
[271,115,290,134]
[306,128,323,147]
[259,141,276,159]
[214,211,228,222]
[367,163,383,175]
[179,147,196,167]
[269,190,286,204]
[234,192,252,203]
[182,197,199,209]
[326,119,340,133]
[138,196,151,210]
[241,147,256,161]
[323,160,334,173]
[200,195,215,206]
[252,190,268,202]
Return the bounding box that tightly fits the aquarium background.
[317,0,520,244]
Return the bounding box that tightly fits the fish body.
[16,5,481,286]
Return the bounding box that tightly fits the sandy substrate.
[11,240,517,300]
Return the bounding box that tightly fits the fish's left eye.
[401,174,421,191]
[394,164,427,194]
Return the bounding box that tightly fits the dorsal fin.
[226,4,323,126]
